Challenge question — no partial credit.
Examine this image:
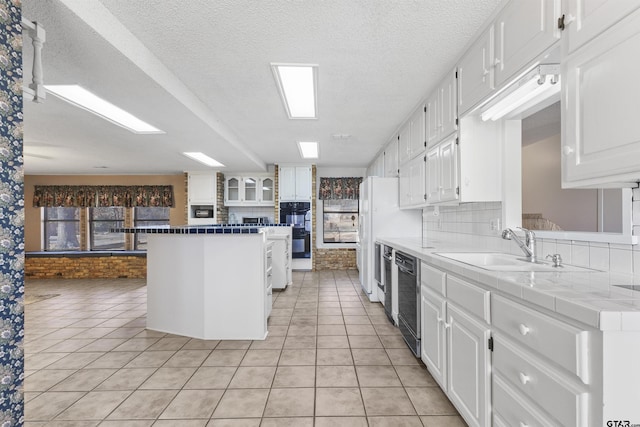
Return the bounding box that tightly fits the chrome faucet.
[501,227,537,262]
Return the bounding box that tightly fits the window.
[323,200,359,243]
[89,207,125,250]
[43,207,81,251]
[134,207,170,250]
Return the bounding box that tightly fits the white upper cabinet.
[225,176,241,204]
[561,0,640,55]
[439,137,459,203]
[494,0,561,87]
[188,172,216,203]
[279,166,312,201]
[399,154,426,209]
[384,137,399,178]
[295,166,312,201]
[426,93,439,147]
[410,104,427,156]
[440,71,458,140]
[398,164,412,208]
[398,121,411,165]
[367,152,384,177]
[562,7,640,188]
[279,167,296,201]
[408,153,426,206]
[261,177,274,204]
[427,69,458,147]
[225,174,275,206]
[426,135,459,205]
[458,26,494,115]
[426,146,440,204]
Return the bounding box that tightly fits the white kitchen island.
[115,226,271,340]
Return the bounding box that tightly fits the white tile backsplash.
[589,245,610,271]
[227,207,275,224]
[610,247,633,274]
[422,201,639,274]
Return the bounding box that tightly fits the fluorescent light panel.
[298,141,318,159]
[183,152,225,167]
[272,64,317,119]
[45,85,164,134]
[480,65,561,122]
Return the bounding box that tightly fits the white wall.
[315,166,367,249]
[522,133,598,231]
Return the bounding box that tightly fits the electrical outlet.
[437,218,443,230]
[489,218,501,232]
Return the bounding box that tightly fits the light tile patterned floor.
[24,270,466,426]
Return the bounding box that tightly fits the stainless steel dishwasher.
[396,251,420,357]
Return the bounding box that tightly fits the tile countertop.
[376,237,640,332]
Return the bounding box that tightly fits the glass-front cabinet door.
[225,177,240,203]
[244,177,257,202]
[261,178,274,204]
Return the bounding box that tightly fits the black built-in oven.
[396,251,420,357]
[279,202,311,259]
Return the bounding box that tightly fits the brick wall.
[314,248,357,270]
[274,165,279,221]
[184,172,189,223]
[217,172,228,223]
[25,256,147,279]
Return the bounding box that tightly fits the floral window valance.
[319,177,363,200]
[33,185,175,208]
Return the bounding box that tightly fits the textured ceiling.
[22,0,503,174]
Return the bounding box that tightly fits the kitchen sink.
[435,252,596,272]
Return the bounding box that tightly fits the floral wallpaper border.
[0,0,25,424]
[33,185,175,208]
[318,177,362,200]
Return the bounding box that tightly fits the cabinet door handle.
[519,372,530,385]
[443,322,451,329]
[436,316,443,324]
[562,145,574,156]
[518,324,530,336]
[519,423,529,427]
[494,58,501,67]
[482,68,489,76]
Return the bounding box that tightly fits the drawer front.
[446,275,490,322]
[493,373,558,427]
[421,262,446,296]
[493,337,588,427]
[492,294,590,383]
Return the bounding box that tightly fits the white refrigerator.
[357,176,422,302]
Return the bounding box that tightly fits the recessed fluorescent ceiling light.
[271,64,317,119]
[183,152,225,167]
[44,85,164,134]
[298,141,318,159]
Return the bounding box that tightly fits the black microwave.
[192,205,214,218]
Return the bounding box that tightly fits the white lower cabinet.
[447,303,492,427]
[420,264,491,427]
[265,243,273,319]
[420,263,602,427]
[421,286,447,389]
[269,234,291,290]
[492,373,557,427]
